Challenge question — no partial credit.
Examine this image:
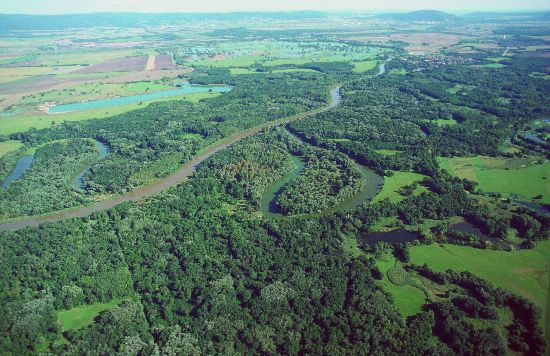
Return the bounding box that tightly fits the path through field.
[144,55,156,71]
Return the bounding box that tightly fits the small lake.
[48,84,232,113]
[71,140,111,190]
[358,229,419,245]
[1,155,34,188]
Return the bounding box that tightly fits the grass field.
[18,81,175,107]
[388,68,407,75]
[372,171,428,203]
[376,254,426,317]
[428,118,458,126]
[272,68,319,74]
[438,156,550,204]
[57,297,130,331]
[230,68,261,75]
[186,54,263,67]
[472,63,506,69]
[410,241,550,330]
[0,140,22,157]
[0,91,221,135]
[352,60,378,73]
[375,149,401,156]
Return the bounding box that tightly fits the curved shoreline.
[0,85,342,232]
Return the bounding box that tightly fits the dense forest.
[1,15,550,354]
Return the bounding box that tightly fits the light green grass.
[529,72,550,80]
[57,297,130,331]
[472,63,506,69]
[0,140,22,157]
[376,255,426,317]
[410,241,550,329]
[124,81,173,92]
[352,60,378,73]
[0,91,221,135]
[272,68,319,74]
[388,69,407,75]
[373,171,428,203]
[375,149,401,156]
[429,118,458,126]
[229,68,261,75]
[187,55,263,67]
[438,156,550,204]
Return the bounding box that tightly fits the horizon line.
[1,9,549,16]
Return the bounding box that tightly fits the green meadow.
[410,241,550,330]
[438,156,549,203]
[57,297,130,331]
[376,254,427,317]
[372,171,428,203]
[0,140,22,157]
[352,60,378,73]
[0,91,221,135]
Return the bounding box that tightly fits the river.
[70,140,111,190]
[1,155,34,189]
[0,85,342,232]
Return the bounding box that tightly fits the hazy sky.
[0,0,548,14]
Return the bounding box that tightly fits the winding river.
[0,61,391,232]
[71,140,111,190]
[1,155,34,189]
[0,85,343,232]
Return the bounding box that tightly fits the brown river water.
[0,85,341,232]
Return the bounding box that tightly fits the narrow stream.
[71,140,111,190]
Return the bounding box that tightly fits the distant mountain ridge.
[0,11,328,31]
[376,10,459,22]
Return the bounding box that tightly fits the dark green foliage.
[0,139,96,218]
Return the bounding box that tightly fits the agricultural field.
[438,156,550,204]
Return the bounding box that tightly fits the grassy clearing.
[186,55,263,67]
[352,60,378,73]
[19,81,174,107]
[428,118,458,126]
[388,69,407,75]
[529,72,550,80]
[0,140,22,157]
[57,297,130,331]
[438,156,550,204]
[229,68,261,75]
[376,255,426,317]
[0,91,221,135]
[37,49,138,66]
[272,68,319,74]
[373,171,428,203]
[410,241,550,329]
[375,149,401,156]
[472,63,506,69]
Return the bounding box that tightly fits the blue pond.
[48,84,232,113]
[1,155,34,188]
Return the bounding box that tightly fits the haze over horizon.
[0,0,548,15]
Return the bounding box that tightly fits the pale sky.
[0,0,548,14]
